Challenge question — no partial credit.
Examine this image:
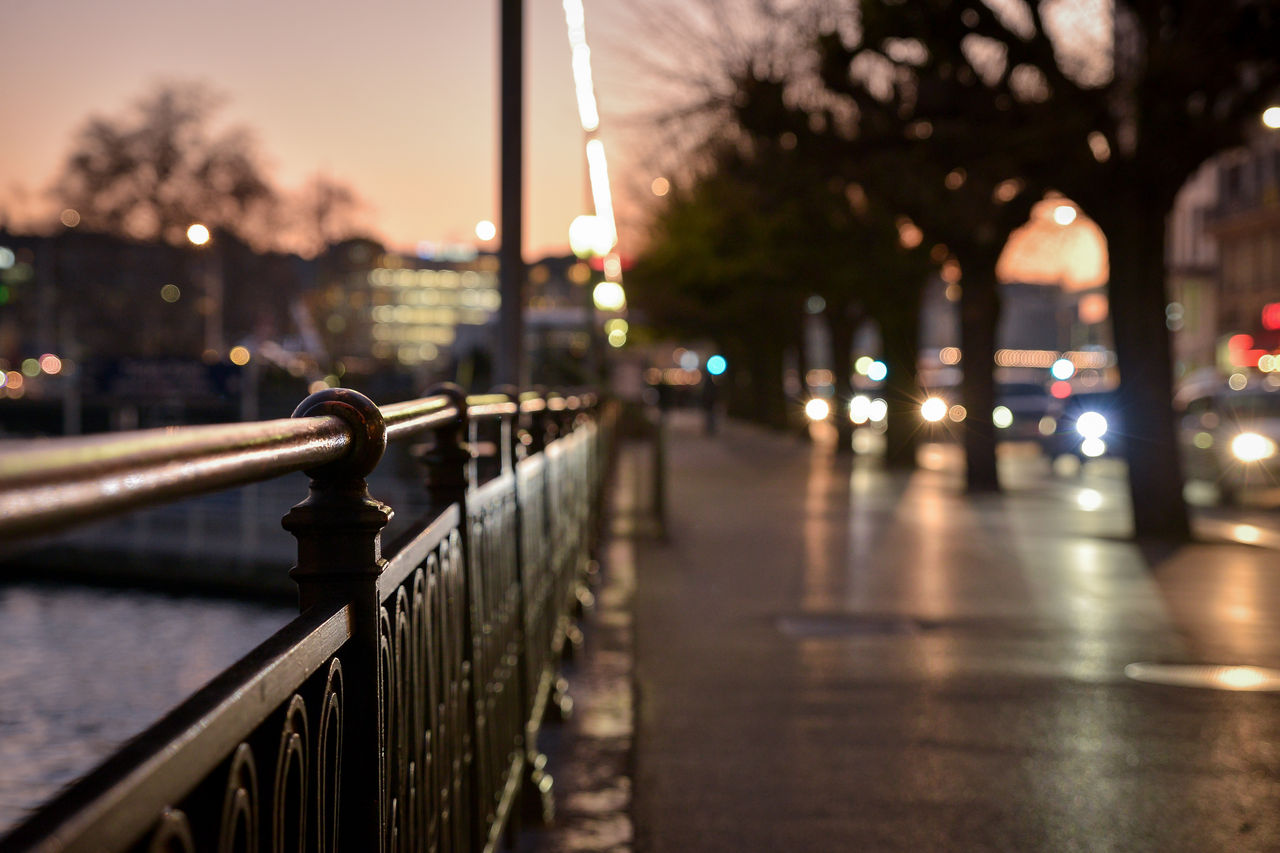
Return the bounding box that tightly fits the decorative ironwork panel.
[379,507,471,853]
[517,454,553,714]
[129,656,348,853]
[465,473,525,840]
[1,605,353,853]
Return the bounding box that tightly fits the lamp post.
[498,0,525,388]
[187,223,222,360]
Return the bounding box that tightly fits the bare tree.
[53,82,277,247]
[290,172,366,257]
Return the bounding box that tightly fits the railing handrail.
[0,389,546,543]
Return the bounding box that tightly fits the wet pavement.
[518,442,648,853]
[620,414,1280,852]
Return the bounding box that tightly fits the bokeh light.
[592,281,626,311]
[1077,489,1103,511]
[804,398,831,422]
[849,395,870,424]
[229,346,251,366]
[475,220,497,241]
[921,397,947,422]
[161,284,181,303]
[569,215,613,258]
[1076,411,1108,439]
[706,354,727,376]
[1232,432,1276,462]
[186,223,210,246]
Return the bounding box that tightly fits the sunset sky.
[0,0,657,259]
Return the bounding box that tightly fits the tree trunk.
[1096,182,1191,541]
[795,318,812,440]
[829,304,857,453]
[723,343,753,421]
[746,336,789,429]
[880,307,921,469]
[959,270,1001,492]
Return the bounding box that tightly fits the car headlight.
[849,395,871,424]
[804,398,831,422]
[1080,437,1107,458]
[921,397,947,423]
[869,398,888,423]
[1075,411,1108,440]
[1231,432,1277,463]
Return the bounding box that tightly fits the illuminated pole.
[187,223,222,359]
[498,0,525,387]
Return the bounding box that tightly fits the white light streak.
[563,0,600,132]
[572,45,600,132]
[586,139,617,248]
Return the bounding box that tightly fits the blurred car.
[1043,390,1124,462]
[1178,382,1280,503]
[916,382,1056,446]
[993,382,1056,444]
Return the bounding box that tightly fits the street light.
[188,223,221,358]
[186,223,211,246]
[569,214,613,258]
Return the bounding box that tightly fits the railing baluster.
[411,383,477,852]
[281,388,392,849]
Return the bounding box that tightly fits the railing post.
[281,388,391,849]
[417,383,471,515]
[521,393,548,455]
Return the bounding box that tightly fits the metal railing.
[0,383,613,852]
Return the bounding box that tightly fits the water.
[0,583,293,832]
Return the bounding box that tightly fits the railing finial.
[291,387,388,483]
[283,387,392,610]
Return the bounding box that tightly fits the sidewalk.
[629,413,1280,851]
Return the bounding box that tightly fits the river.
[0,582,294,832]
